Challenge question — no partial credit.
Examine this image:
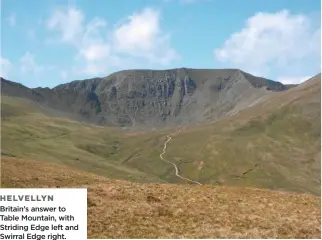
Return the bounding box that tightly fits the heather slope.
[1,157,320,239]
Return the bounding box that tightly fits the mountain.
[1,71,320,195]
[1,68,296,128]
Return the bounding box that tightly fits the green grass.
[1,96,169,183]
[1,94,320,195]
[164,105,320,195]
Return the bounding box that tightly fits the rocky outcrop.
[1,68,294,128]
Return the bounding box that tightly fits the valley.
[1,69,320,238]
[1,70,320,194]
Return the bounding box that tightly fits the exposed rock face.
[1,68,293,128]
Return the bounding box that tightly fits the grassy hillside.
[165,104,320,194]
[1,75,320,195]
[1,96,168,183]
[1,157,320,239]
[161,75,320,194]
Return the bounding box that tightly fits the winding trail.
[160,131,202,185]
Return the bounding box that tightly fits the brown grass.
[1,156,320,239]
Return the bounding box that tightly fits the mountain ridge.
[1,69,315,128]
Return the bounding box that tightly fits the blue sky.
[1,0,321,88]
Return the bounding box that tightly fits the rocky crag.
[1,68,294,128]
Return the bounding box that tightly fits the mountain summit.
[1,68,297,128]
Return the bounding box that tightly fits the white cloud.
[82,17,107,45]
[214,10,321,78]
[79,43,110,61]
[47,6,179,76]
[20,52,43,74]
[7,13,16,27]
[114,9,160,53]
[79,19,119,74]
[47,8,115,75]
[76,43,121,75]
[113,8,179,65]
[83,18,122,74]
[47,7,84,44]
[277,75,312,85]
[20,52,55,75]
[0,57,13,78]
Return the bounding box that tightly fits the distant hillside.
[1,68,295,128]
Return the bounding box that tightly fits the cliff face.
[1,68,290,127]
